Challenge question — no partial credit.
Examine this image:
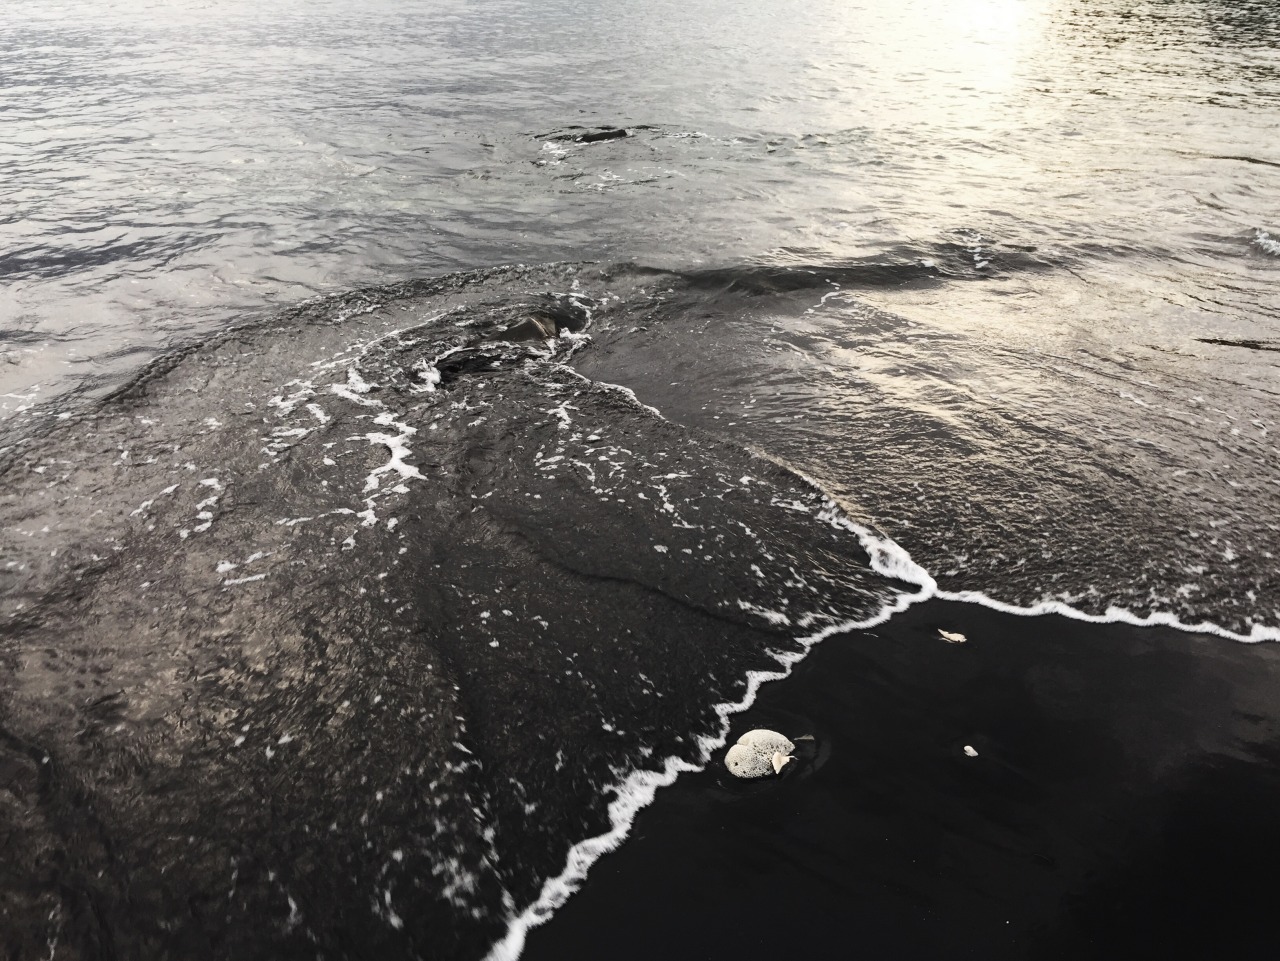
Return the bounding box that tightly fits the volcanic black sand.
[524,599,1280,961]
[2,264,1277,961]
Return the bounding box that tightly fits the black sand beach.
[524,599,1280,961]
[3,262,1278,961]
[5,2,1280,956]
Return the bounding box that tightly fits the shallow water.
[2,0,1279,958]
[0,266,926,958]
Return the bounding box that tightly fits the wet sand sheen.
[523,600,1280,960]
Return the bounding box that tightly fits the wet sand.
[523,599,1280,960]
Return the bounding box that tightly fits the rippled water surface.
[3,0,1278,406]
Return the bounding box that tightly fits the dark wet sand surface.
[524,599,1280,961]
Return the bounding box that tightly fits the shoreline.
[518,598,1280,960]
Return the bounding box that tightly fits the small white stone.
[963,745,979,757]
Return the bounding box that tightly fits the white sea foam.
[306,403,331,424]
[736,599,790,626]
[818,493,1280,643]
[544,403,574,429]
[308,308,456,377]
[483,469,1278,960]
[268,381,317,415]
[486,499,932,961]
[412,357,444,392]
[329,382,381,407]
[223,572,267,586]
[1254,229,1280,257]
[482,754,699,961]
[360,415,425,492]
[934,588,1280,643]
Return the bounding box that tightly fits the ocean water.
[2,0,1278,957]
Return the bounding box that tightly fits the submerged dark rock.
[575,128,629,144]
[1195,337,1280,353]
[539,126,631,145]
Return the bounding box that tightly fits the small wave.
[674,243,1054,294]
[0,233,211,282]
[1253,228,1280,256]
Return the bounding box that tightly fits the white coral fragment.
[725,729,796,778]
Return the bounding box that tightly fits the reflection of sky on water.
[802,0,1034,126]
[0,0,1277,410]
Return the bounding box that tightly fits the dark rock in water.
[0,264,911,960]
[539,126,648,146]
[1194,337,1280,353]
[536,293,592,333]
[500,315,558,341]
[575,128,629,143]
[496,295,592,343]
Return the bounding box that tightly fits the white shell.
[725,729,796,778]
[939,629,967,643]
[963,745,979,757]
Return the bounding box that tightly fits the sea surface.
[2,0,1278,957]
